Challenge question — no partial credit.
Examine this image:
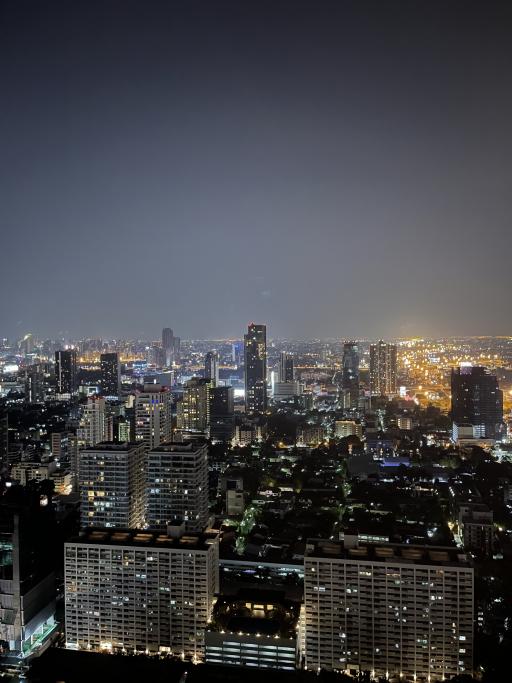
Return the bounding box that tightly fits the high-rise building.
[0,407,8,468]
[146,440,209,531]
[0,482,57,658]
[204,351,219,386]
[369,340,397,396]
[341,342,359,408]
[208,386,234,443]
[304,538,474,679]
[23,364,45,403]
[64,528,219,659]
[79,442,145,529]
[451,365,504,440]
[55,349,77,398]
[134,385,172,449]
[278,351,295,383]
[100,352,121,398]
[244,323,267,413]
[177,378,211,432]
[77,396,107,447]
[162,328,179,366]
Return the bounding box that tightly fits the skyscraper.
[134,385,172,449]
[77,396,107,447]
[0,408,7,467]
[79,441,145,529]
[55,349,77,397]
[208,386,234,443]
[146,440,209,531]
[278,351,295,383]
[451,365,504,440]
[162,327,179,366]
[177,378,211,432]
[369,340,397,396]
[244,323,267,413]
[100,352,121,398]
[341,342,359,408]
[204,351,219,386]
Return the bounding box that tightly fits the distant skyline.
[1,1,511,341]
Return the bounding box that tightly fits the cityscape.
[2,0,512,682]
[0,329,512,681]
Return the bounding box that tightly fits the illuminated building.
[341,342,359,408]
[77,396,107,447]
[79,442,145,529]
[244,323,267,413]
[304,537,474,679]
[278,351,295,383]
[55,349,77,398]
[369,340,397,396]
[334,419,362,439]
[177,377,211,432]
[0,483,57,658]
[0,407,8,467]
[64,528,219,659]
[162,327,179,366]
[100,352,121,398]
[204,351,219,385]
[23,364,44,403]
[134,385,172,449]
[451,365,504,440]
[146,440,209,531]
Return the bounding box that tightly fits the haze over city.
[2,0,512,341]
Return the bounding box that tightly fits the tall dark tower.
[204,351,219,386]
[55,349,77,397]
[342,342,360,408]
[278,352,295,383]
[162,328,174,366]
[451,365,504,439]
[244,323,267,413]
[100,352,121,398]
[369,340,397,396]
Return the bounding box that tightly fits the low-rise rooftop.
[68,528,218,552]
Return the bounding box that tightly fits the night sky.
[1,0,511,341]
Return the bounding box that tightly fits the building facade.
[451,365,504,440]
[341,342,359,408]
[134,385,172,449]
[79,442,145,529]
[55,349,77,398]
[146,441,209,531]
[244,323,267,413]
[64,528,219,660]
[369,340,397,397]
[100,352,121,398]
[304,538,474,680]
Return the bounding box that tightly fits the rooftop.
[82,441,140,452]
[68,528,218,552]
[305,538,472,568]
[149,440,206,453]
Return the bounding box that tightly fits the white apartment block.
[64,529,219,660]
[146,441,209,532]
[134,385,172,449]
[304,538,473,681]
[79,442,145,529]
[77,396,107,447]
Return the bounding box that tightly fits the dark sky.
[1,0,511,341]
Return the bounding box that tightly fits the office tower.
[341,342,359,408]
[0,482,57,657]
[77,396,107,447]
[369,340,397,396]
[177,378,211,432]
[304,538,474,679]
[100,352,121,398]
[162,327,180,366]
[0,407,8,468]
[146,441,209,531]
[23,364,44,403]
[79,442,145,529]
[204,351,219,386]
[451,365,504,440]
[208,386,234,443]
[64,528,219,659]
[244,323,267,413]
[134,385,172,449]
[55,349,77,397]
[278,351,295,383]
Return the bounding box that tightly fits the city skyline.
[2,0,512,341]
